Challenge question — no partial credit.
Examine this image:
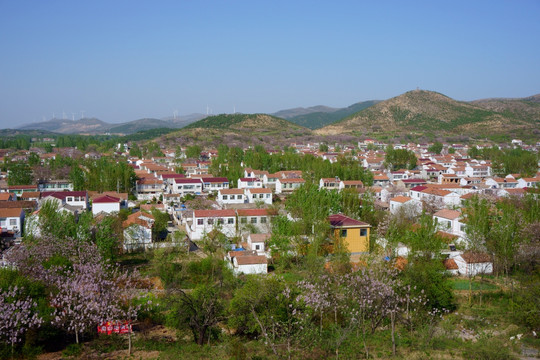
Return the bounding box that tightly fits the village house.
[37,179,73,192]
[237,208,275,235]
[171,178,203,197]
[262,173,280,188]
[92,195,121,215]
[201,177,229,192]
[225,250,268,275]
[389,196,422,216]
[237,177,263,189]
[7,185,39,198]
[246,233,271,257]
[319,177,341,191]
[275,178,305,194]
[433,209,466,241]
[339,180,364,192]
[328,214,371,255]
[453,252,493,277]
[0,208,25,238]
[40,191,89,210]
[516,177,540,188]
[188,209,237,241]
[123,211,155,251]
[244,188,273,205]
[217,188,246,205]
[135,178,164,201]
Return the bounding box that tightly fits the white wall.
[92,202,120,215]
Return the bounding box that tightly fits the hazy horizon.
[2,1,540,128]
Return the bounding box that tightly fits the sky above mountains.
[1,0,539,129]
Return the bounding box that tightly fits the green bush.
[462,337,515,360]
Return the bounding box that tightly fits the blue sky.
[1,0,539,127]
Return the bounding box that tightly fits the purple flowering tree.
[0,286,43,352]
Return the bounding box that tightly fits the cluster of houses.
[1,138,539,276]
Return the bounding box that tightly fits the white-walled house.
[275,178,305,194]
[262,173,280,188]
[217,189,246,205]
[40,191,89,210]
[37,179,74,192]
[202,177,229,192]
[433,209,465,240]
[245,188,272,205]
[226,250,268,275]
[339,180,364,192]
[517,177,540,189]
[319,177,340,191]
[172,178,203,196]
[92,195,121,215]
[454,252,493,276]
[0,208,25,238]
[188,209,237,241]
[389,196,422,216]
[236,208,275,235]
[247,233,271,257]
[135,178,164,201]
[237,177,263,189]
[122,211,155,251]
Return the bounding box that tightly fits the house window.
[251,217,257,224]
[207,219,214,225]
[67,197,74,202]
[222,195,228,200]
[10,219,16,226]
[260,217,267,224]
[340,229,347,237]
[197,219,203,225]
[360,229,367,236]
[218,218,224,225]
[228,218,234,224]
[241,217,247,224]
[255,245,260,250]
[266,194,270,198]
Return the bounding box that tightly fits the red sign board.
[97,321,132,335]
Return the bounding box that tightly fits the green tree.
[185,145,202,159]
[7,162,33,185]
[428,142,443,154]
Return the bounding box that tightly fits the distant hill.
[18,118,109,134]
[287,100,380,129]
[316,90,540,140]
[272,105,338,119]
[470,94,540,124]
[164,113,312,148]
[108,118,175,134]
[16,115,204,135]
[183,113,307,132]
[0,129,57,137]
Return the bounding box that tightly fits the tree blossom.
[0,286,43,349]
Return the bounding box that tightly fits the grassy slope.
[288,100,380,129]
[316,90,538,140]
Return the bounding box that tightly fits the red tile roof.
[92,195,121,203]
[194,209,236,218]
[328,214,370,227]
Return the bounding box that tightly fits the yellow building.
[328,214,371,254]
